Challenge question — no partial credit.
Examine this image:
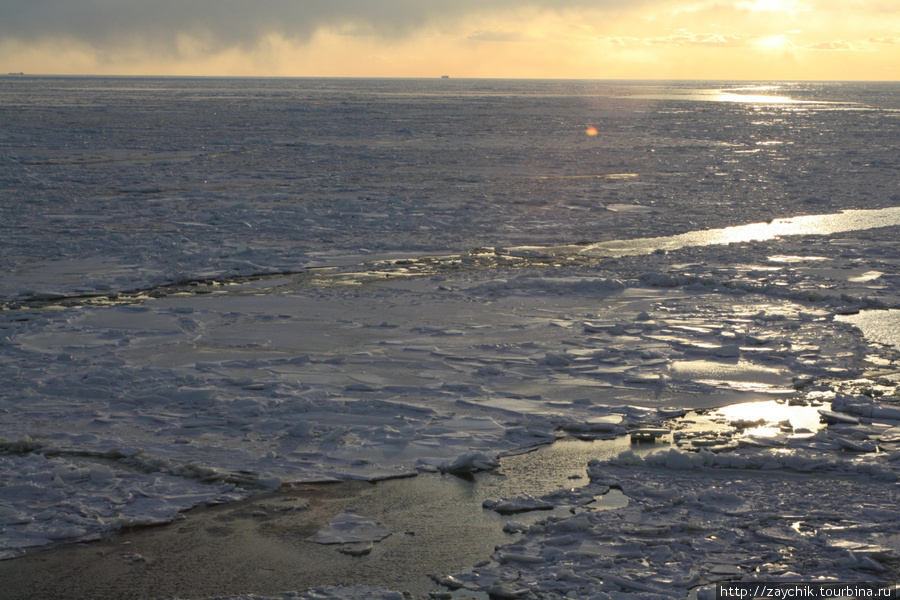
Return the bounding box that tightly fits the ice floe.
[306,511,392,555]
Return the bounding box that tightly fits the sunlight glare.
[756,35,795,52]
[715,400,823,437]
[585,126,599,136]
[715,92,804,104]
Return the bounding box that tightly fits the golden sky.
[2,0,898,80]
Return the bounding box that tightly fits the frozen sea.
[2,77,900,598]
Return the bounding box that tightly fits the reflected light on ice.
[714,399,824,437]
[580,207,900,258]
[669,359,793,396]
[767,255,828,263]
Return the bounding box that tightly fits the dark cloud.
[2,1,646,51]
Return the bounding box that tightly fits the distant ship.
[7,72,25,76]
[441,75,449,79]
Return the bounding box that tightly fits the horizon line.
[3,73,899,83]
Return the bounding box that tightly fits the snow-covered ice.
[306,511,392,556]
[2,77,900,596]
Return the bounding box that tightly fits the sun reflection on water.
[715,92,808,104]
[623,85,826,105]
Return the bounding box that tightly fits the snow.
[2,77,900,597]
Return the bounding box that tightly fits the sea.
[1,76,900,599]
[2,76,899,300]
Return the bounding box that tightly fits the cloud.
[616,32,748,47]
[3,0,898,79]
[1,0,653,50]
[0,0,670,72]
[806,39,854,50]
[680,33,746,46]
[468,30,530,42]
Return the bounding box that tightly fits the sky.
[1,0,898,80]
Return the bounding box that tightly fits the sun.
[755,34,796,51]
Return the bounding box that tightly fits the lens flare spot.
[585,126,598,136]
